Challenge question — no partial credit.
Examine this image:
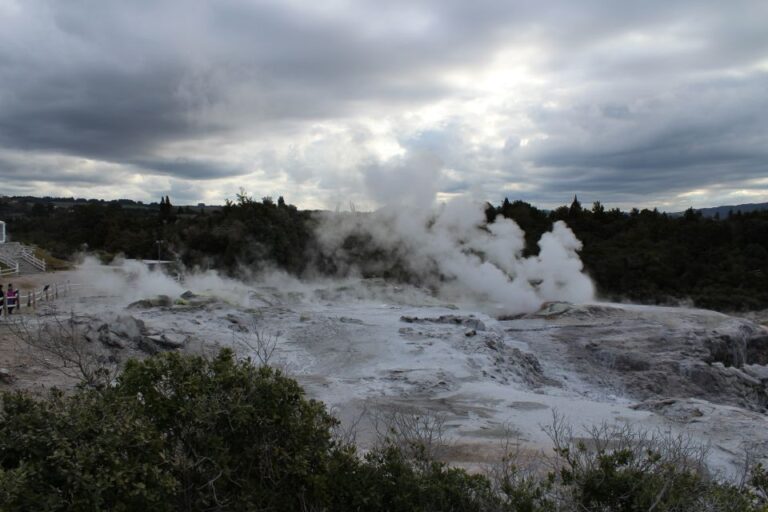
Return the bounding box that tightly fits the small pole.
[55,283,59,299]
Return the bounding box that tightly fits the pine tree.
[159,196,172,219]
[569,195,583,217]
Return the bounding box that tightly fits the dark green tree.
[568,195,583,217]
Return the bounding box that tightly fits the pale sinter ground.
[1,265,767,478]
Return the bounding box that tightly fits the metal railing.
[20,250,46,272]
[0,244,46,274]
[0,255,19,277]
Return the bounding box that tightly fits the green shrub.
[542,418,763,512]
[0,389,176,511]
[113,350,339,511]
[336,445,496,512]
[1,350,766,511]
[0,350,342,511]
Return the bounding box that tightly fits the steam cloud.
[72,147,593,316]
[315,196,594,314]
[74,256,259,309]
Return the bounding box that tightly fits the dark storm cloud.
[0,154,119,186]
[0,66,198,160]
[0,0,766,205]
[522,72,768,197]
[130,158,248,180]
[0,0,512,177]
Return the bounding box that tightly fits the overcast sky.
[1,0,766,210]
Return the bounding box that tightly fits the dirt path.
[0,270,84,391]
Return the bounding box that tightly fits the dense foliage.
[2,194,313,274]
[3,194,768,311]
[0,350,765,511]
[490,198,768,311]
[0,350,338,510]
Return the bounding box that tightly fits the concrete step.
[0,242,23,259]
[0,243,46,274]
[16,259,44,274]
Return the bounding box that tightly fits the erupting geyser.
[316,196,594,314]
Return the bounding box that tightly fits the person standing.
[0,284,4,313]
[6,284,16,314]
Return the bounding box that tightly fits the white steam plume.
[73,256,259,308]
[315,195,594,314]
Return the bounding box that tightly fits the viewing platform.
[0,221,47,276]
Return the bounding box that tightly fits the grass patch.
[32,246,73,271]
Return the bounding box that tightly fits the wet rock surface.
[395,316,554,388]
[503,303,768,411]
[0,368,16,385]
[127,295,173,309]
[77,313,190,355]
[400,314,487,331]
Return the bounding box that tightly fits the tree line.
[487,197,768,311]
[2,194,767,311]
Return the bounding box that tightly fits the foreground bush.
[0,349,340,510]
[0,350,497,511]
[0,349,765,511]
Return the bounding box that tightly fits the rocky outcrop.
[127,295,174,309]
[128,291,220,309]
[398,315,556,388]
[400,315,487,331]
[77,313,190,354]
[502,304,768,412]
[0,368,16,385]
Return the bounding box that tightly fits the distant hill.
[694,202,768,218]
